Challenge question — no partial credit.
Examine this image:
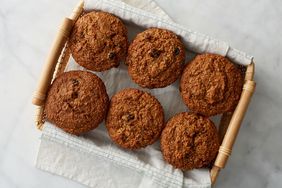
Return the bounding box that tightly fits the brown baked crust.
[161,112,219,170]
[180,54,244,116]
[45,71,109,135]
[69,11,128,71]
[106,88,165,149]
[126,28,185,88]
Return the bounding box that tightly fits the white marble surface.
[0,0,281,187]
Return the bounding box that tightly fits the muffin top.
[161,112,219,170]
[126,28,185,88]
[69,11,128,71]
[106,88,165,149]
[180,54,244,116]
[45,71,109,135]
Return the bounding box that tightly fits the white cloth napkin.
[37,123,211,188]
[36,0,253,188]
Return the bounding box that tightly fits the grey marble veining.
[0,0,281,187]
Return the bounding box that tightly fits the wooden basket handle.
[32,0,84,106]
[211,62,256,185]
[32,0,84,129]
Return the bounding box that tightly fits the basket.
[32,0,256,185]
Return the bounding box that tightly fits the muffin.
[45,71,109,135]
[161,112,219,170]
[69,11,128,71]
[106,88,165,149]
[180,54,244,116]
[126,28,185,88]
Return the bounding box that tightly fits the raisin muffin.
[180,54,244,116]
[126,28,185,88]
[45,71,109,135]
[69,11,128,71]
[106,88,165,149]
[161,112,219,170]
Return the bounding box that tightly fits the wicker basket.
[32,0,256,185]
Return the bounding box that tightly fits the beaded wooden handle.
[32,0,84,106]
[34,43,72,130]
[211,62,256,185]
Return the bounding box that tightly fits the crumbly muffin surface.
[45,71,109,134]
[127,28,185,88]
[180,54,244,116]
[106,88,165,149]
[161,112,219,170]
[69,11,128,71]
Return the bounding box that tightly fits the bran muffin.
[126,28,185,88]
[180,54,244,116]
[69,11,128,71]
[45,71,109,135]
[161,112,219,170]
[106,88,165,149]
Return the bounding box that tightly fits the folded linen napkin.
[37,122,211,188]
[36,0,253,188]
